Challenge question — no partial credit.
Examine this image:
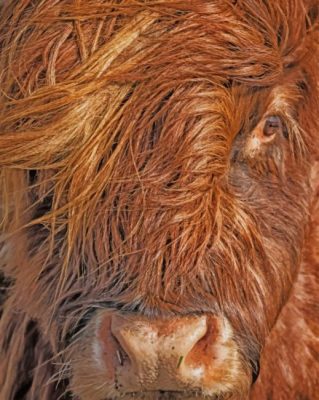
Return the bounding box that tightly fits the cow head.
[0,1,318,399]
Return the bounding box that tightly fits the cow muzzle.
[77,312,252,398]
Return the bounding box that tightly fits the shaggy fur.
[0,1,318,399]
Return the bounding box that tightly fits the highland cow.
[0,1,318,399]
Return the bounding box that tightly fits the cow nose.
[105,314,222,393]
[112,314,207,372]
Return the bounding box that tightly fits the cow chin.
[68,311,252,400]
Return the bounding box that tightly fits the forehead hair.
[0,0,318,299]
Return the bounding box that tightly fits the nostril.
[116,349,123,365]
[111,331,134,368]
[183,316,219,369]
[95,313,131,375]
[111,315,159,370]
[115,347,127,366]
[170,317,209,364]
[251,359,260,383]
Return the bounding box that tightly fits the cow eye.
[263,115,285,137]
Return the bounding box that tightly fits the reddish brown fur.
[0,1,318,399]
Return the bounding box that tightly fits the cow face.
[0,1,318,399]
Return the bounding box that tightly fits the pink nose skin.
[95,313,245,396]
